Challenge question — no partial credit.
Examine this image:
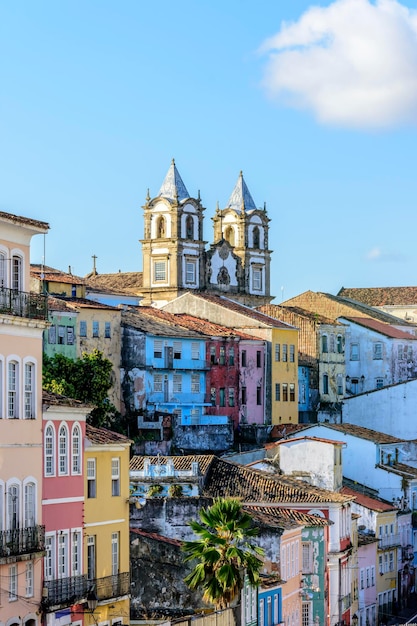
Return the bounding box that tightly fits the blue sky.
[2,0,417,301]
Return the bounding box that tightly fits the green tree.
[182,498,264,610]
[43,350,118,428]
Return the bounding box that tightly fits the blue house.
[258,580,283,626]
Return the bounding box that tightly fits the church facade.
[139,160,273,307]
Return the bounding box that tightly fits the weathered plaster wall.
[173,423,234,452]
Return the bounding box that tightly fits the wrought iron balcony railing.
[0,525,45,558]
[0,287,48,320]
[42,571,130,609]
[96,571,130,600]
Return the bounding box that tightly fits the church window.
[156,216,166,238]
[154,260,167,282]
[185,215,194,239]
[186,260,196,284]
[253,226,260,248]
[252,267,262,291]
[224,226,235,246]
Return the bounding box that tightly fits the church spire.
[158,158,190,201]
[226,170,257,213]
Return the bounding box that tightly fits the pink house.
[41,391,90,625]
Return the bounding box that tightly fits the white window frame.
[45,423,55,476]
[191,373,200,394]
[191,342,200,360]
[111,532,119,576]
[153,259,167,283]
[72,424,81,475]
[24,361,35,419]
[45,534,55,581]
[24,480,36,527]
[58,424,69,475]
[87,458,96,498]
[173,374,182,393]
[185,259,196,284]
[58,531,68,578]
[72,530,82,576]
[26,561,34,597]
[112,457,120,497]
[153,373,163,393]
[9,564,17,601]
[7,359,19,418]
[252,266,262,291]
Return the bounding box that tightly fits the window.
[92,321,99,338]
[8,360,18,418]
[228,388,235,407]
[72,531,81,575]
[210,387,216,405]
[173,374,182,393]
[252,267,262,290]
[156,216,166,238]
[210,345,216,364]
[112,532,119,575]
[87,458,96,498]
[191,342,199,360]
[256,351,261,368]
[0,251,6,287]
[24,362,35,419]
[48,325,57,344]
[153,374,163,392]
[87,535,96,580]
[323,373,329,395]
[8,484,20,529]
[275,344,280,362]
[59,425,68,474]
[289,383,295,402]
[173,341,182,359]
[253,226,260,248]
[389,551,394,571]
[105,322,111,338]
[58,532,68,578]
[191,373,200,394]
[219,346,226,365]
[154,260,167,282]
[302,542,313,573]
[185,215,194,239]
[72,425,81,474]
[9,564,17,601]
[112,458,120,496]
[289,344,295,362]
[302,602,311,626]
[350,343,359,360]
[398,344,404,359]
[366,567,370,587]
[45,535,55,580]
[371,565,375,586]
[154,340,163,358]
[12,255,22,291]
[329,334,335,352]
[219,388,226,407]
[241,387,247,405]
[58,325,66,344]
[67,326,74,344]
[275,383,280,401]
[337,334,343,353]
[190,408,200,423]
[360,568,364,590]
[322,334,328,353]
[337,373,343,395]
[24,482,36,527]
[185,260,196,283]
[241,350,247,367]
[282,344,288,362]
[373,342,383,359]
[79,320,87,337]
[257,386,262,405]
[26,561,34,597]
[45,425,55,476]
[228,347,235,365]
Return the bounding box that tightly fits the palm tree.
[182,498,264,610]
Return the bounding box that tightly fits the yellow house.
[30,263,86,297]
[84,424,132,626]
[270,327,299,424]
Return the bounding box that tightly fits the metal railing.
[0,525,45,557]
[378,533,401,549]
[42,571,130,608]
[0,287,48,320]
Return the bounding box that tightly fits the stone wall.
[173,424,234,453]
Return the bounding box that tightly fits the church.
[139,159,273,307]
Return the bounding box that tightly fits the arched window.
[72,424,81,474]
[24,362,35,419]
[24,482,36,527]
[186,215,194,239]
[7,484,20,530]
[156,216,166,238]
[59,424,68,475]
[253,226,260,248]
[12,255,22,291]
[7,360,19,418]
[224,226,235,246]
[45,424,55,476]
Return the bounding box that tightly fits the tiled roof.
[158,159,190,201]
[259,304,338,326]
[58,296,120,311]
[341,486,396,512]
[31,264,85,286]
[42,390,92,408]
[282,291,414,326]
[358,533,379,546]
[268,435,345,448]
[47,296,76,312]
[377,461,417,479]
[177,293,296,329]
[0,210,49,230]
[86,424,132,445]
[85,271,143,295]
[130,528,182,547]
[226,171,257,213]
[338,286,417,307]
[129,454,215,473]
[269,424,311,441]
[316,423,404,444]
[122,308,204,339]
[244,505,330,528]
[340,316,417,340]
[163,312,259,340]
[203,457,352,504]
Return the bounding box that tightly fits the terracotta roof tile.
[129,454,215,473]
[244,505,330,528]
[315,423,403,444]
[258,304,338,326]
[58,296,120,311]
[0,211,49,231]
[338,286,417,307]
[122,308,205,339]
[31,264,85,286]
[130,528,182,547]
[47,296,76,312]
[42,389,92,408]
[341,486,396,512]
[340,316,417,340]
[86,424,132,445]
[85,272,143,295]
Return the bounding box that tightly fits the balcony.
[0,287,48,320]
[0,525,45,558]
[378,533,401,549]
[42,571,130,609]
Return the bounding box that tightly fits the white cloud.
[260,0,417,128]
[365,247,405,261]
